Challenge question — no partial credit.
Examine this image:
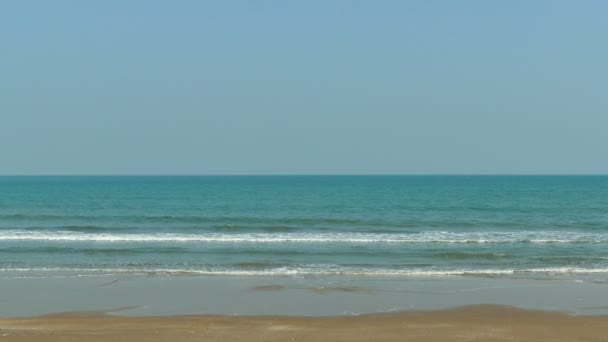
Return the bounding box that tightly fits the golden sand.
[1,305,607,341]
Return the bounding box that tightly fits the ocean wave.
[0,230,607,244]
[0,246,189,254]
[6,213,600,231]
[2,265,608,278]
[434,252,512,260]
[0,214,367,226]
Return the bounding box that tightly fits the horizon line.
[1,174,607,177]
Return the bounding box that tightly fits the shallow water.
[2,274,608,317]
[1,176,607,279]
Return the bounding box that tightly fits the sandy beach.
[1,305,607,342]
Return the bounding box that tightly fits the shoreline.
[2,305,607,341]
[3,273,608,317]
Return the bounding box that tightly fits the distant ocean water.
[1,176,607,279]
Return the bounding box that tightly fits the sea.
[2,175,607,281]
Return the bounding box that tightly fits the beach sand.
[1,305,607,342]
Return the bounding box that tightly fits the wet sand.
[1,305,607,342]
[5,274,608,317]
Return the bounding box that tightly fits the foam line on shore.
[1,230,607,244]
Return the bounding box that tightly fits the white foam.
[2,266,608,277]
[0,230,606,244]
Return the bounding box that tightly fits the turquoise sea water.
[1,176,607,279]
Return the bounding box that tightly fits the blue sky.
[1,1,607,174]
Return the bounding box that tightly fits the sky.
[1,1,607,175]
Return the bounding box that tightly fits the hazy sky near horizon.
[1,1,607,175]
